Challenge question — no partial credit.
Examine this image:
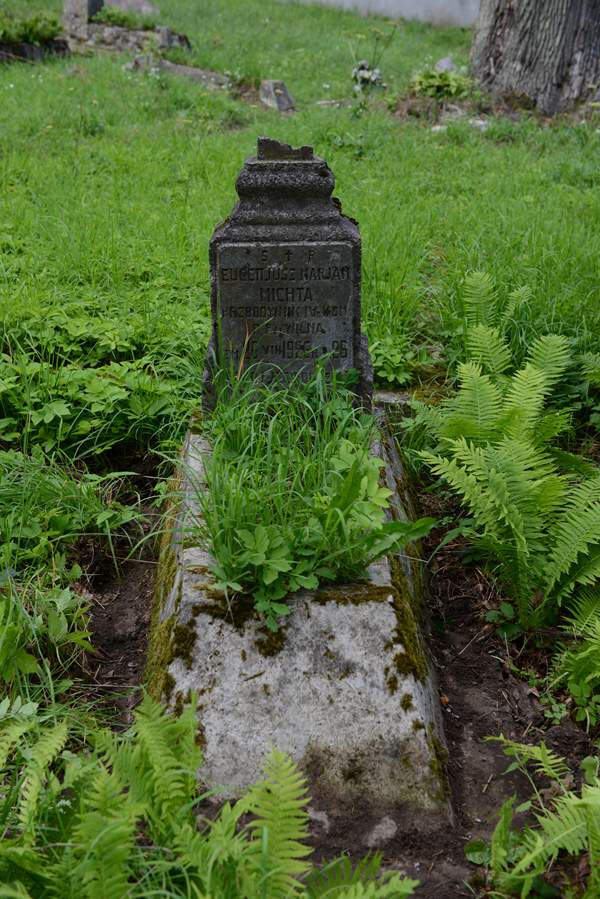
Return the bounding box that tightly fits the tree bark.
[471,0,600,115]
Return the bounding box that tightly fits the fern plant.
[550,587,600,729]
[418,328,600,628]
[467,737,600,897]
[0,695,418,898]
[449,270,533,369]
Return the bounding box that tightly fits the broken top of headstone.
[259,79,295,114]
[205,137,372,406]
[257,137,311,159]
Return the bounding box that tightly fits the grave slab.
[146,420,452,845]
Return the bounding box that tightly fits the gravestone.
[64,0,104,38]
[205,137,372,405]
[259,79,295,113]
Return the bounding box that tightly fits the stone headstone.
[205,138,372,405]
[259,79,295,113]
[64,0,104,39]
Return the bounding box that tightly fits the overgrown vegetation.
[202,367,434,629]
[0,694,418,897]
[2,0,600,893]
[0,10,59,43]
[91,5,157,31]
[466,737,600,897]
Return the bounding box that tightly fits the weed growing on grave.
[200,365,434,630]
[0,450,140,694]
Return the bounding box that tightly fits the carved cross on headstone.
[205,137,372,405]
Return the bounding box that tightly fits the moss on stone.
[145,611,175,702]
[174,690,185,717]
[144,475,184,700]
[192,591,256,631]
[426,724,450,801]
[387,577,429,684]
[384,666,399,694]
[400,692,414,712]
[412,719,425,732]
[255,625,287,657]
[163,671,176,703]
[196,720,207,751]
[313,583,395,605]
[172,619,197,669]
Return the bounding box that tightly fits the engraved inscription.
[216,242,354,376]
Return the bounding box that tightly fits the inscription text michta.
[217,242,355,374]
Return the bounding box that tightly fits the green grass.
[1,0,599,385]
[202,366,434,629]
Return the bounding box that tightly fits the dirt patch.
[74,457,160,725]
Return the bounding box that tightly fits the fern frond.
[500,285,532,330]
[547,447,598,479]
[462,271,496,328]
[17,720,68,843]
[554,589,600,689]
[436,363,503,443]
[580,352,600,387]
[544,479,600,602]
[490,796,515,876]
[489,736,570,784]
[501,364,549,438]
[127,693,201,831]
[244,749,311,897]
[465,325,512,379]
[320,878,418,898]
[566,587,600,633]
[69,765,139,899]
[306,854,385,896]
[533,411,573,447]
[0,720,35,771]
[527,334,571,387]
[514,783,600,876]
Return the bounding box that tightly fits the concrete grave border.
[146,396,452,845]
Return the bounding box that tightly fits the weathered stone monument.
[259,80,295,113]
[205,138,372,405]
[64,0,103,39]
[146,137,451,845]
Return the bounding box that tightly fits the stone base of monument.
[146,411,452,845]
[0,38,70,64]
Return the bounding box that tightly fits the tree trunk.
[471,0,600,115]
